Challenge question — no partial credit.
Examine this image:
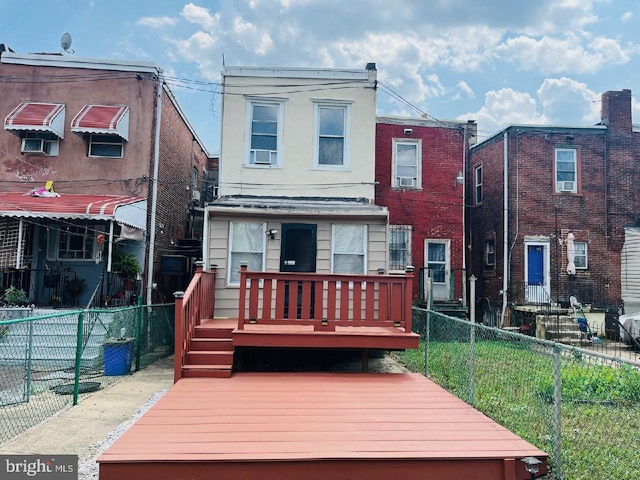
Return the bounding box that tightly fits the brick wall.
[375,121,467,300]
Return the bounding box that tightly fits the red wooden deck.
[98,373,547,480]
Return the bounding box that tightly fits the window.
[574,242,587,269]
[20,132,60,156]
[314,103,350,168]
[393,140,421,189]
[427,243,446,284]
[555,148,577,193]
[228,222,265,284]
[47,225,102,261]
[89,134,124,158]
[332,224,366,274]
[474,165,483,204]
[389,225,412,270]
[485,240,495,267]
[246,101,282,166]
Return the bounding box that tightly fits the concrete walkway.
[0,356,174,465]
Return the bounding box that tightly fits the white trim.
[223,66,371,80]
[244,100,284,168]
[392,138,421,189]
[312,101,351,170]
[424,239,451,300]
[554,147,577,193]
[1,52,159,74]
[524,240,551,302]
[227,221,267,285]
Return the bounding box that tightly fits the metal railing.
[405,309,640,480]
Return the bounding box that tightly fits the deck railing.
[237,265,414,332]
[173,263,217,382]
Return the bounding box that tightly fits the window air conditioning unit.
[398,177,416,187]
[21,138,49,155]
[560,181,575,192]
[191,190,201,202]
[252,150,273,164]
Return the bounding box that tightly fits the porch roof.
[0,193,146,229]
[207,196,388,220]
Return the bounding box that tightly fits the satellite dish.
[60,33,74,54]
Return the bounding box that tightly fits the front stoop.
[181,320,235,378]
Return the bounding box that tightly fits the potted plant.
[43,261,60,288]
[2,286,29,306]
[112,251,141,290]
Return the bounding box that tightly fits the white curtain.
[229,222,264,283]
[333,225,365,274]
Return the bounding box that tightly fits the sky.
[1,0,639,154]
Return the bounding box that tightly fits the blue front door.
[527,245,544,285]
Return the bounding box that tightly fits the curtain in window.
[229,222,264,283]
[333,225,365,274]
[427,243,446,283]
[318,107,345,165]
[396,143,417,177]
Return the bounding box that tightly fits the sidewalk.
[0,356,174,468]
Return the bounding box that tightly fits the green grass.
[396,339,640,480]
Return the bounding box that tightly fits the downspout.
[461,125,467,307]
[16,219,23,268]
[500,131,509,326]
[146,71,163,305]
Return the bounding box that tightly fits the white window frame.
[244,99,284,168]
[89,134,124,158]
[389,225,412,272]
[392,139,421,189]
[227,222,266,285]
[21,132,60,156]
[485,239,495,267]
[474,165,483,205]
[555,148,577,193]
[574,241,588,269]
[331,224,367,274]
[46,225,103,261]
[313,101,351,170]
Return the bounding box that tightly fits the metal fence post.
[134,295,143,371]
[424,310,430,377]
[73,310,85,406]
[469,322,476,406]
[553,345,563,479]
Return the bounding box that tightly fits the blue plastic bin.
[103,339,135,376]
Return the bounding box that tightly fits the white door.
[425,240,450,300]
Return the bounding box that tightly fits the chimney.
[601,89,632,133]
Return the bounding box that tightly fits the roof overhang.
[4,102,65,138]
[0,193,147,230]
[71,105,130,140]
[207,196,388,221]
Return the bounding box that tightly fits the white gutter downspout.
[146,71,163,305]
[500,131,509,326]
[461,125,467,307]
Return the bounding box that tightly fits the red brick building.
[375,116,476,304]
[0,47,211,306]
[468,89,640,320]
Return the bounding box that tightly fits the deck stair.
[536,311,591,345]
[181,318,235,378]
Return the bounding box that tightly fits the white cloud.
[457,81,475,98]
[621,11,633,22]
[536,77,600,123]
[498,33,632,74]
[136,16,178,28]
[181,3,220,30]
[231,17,274,56]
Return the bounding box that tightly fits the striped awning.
[0,193,146,230]
[70,105,130,140]
[4,102,65,138]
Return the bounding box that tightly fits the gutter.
[500,131,509,326]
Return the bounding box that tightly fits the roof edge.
[1,52,161,74]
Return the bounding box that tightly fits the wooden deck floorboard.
[99,373,547,480]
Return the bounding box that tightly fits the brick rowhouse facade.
[468,89,639,316]
[375,117,476,302]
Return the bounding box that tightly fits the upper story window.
[314,102,350,169]
[89,134,124,158]
[71,104,129,158]
[246,101,283,167]
[474,165,483,204]
[393,139,421,189]
[227,222,266,284]
[389,225,412,271]
[332,224,366,274]
[555,148,577,193]
[5,102,65,156]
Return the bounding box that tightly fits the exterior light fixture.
[521,456,542,480]
[267,229,278,240]
[454,171,464,186]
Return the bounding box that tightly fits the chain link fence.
[0,303,174,444]
[401,308,640,480]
